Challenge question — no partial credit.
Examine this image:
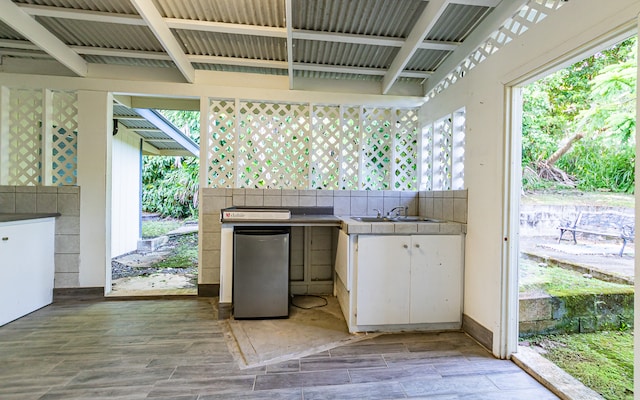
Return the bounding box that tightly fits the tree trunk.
[546,132,584,166]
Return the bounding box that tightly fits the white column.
[77,90,112,290]
[634,13,639,397]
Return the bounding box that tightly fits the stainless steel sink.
[351,216,444,223]
[351,216,396,222]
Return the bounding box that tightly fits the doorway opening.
[109,106,200,297]
[510,35,637,398]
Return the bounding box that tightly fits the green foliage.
[526,331,634,399]
[142,155,199,218]
[557,139,635,192]
[522,36,637,193]
[141,110,200,219]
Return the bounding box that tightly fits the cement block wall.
[519,292,634,336]
[0,185,81,288]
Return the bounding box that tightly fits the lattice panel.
[361,108,393,190]
[433,116,453,190]
[207,99,236,188]
[426,0,565,101]
[51,91,78,185]
[420,124,434,191]
[311,105,341,189]
[392,109,419,190]
[8,89,42,185]
[237,102,310,189]
[451,108,466,190]
[339,106,360,190]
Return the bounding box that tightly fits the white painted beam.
[423,0,529,94]
[382,0,449,94]
[166,18,287,38]
[0,0,88,76]
[19,3,145,25]
[294,63,431,79]
[189,55,288,70]
[285,0,294,89]
[130,0,195,83]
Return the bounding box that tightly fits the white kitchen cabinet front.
[355,234,463,327]
[0,218,55,326]
[410,235,462,324]
[356,235,411,325]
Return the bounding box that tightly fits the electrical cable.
[290,294,328,309]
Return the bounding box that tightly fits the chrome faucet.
[372,208,382,218]
[387,206,408,218]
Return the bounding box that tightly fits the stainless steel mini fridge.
[233,227,290,318]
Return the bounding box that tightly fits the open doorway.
[511,36,637,398]
[109,106,200,296]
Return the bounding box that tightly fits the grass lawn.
[519,258,634,296]
[526,331,634,400]
[153,233,198,269]
[141,218,183,238]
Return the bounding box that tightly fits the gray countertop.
[222,214,342,226]
[0,213,61,223]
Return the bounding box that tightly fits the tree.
[522,36,637,192]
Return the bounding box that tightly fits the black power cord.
[290,294,328,309]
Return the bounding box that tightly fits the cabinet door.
[0,220,55,326]
[356,235,410,325]
[410,235,462,324]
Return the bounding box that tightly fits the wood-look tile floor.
[0,298,559,399]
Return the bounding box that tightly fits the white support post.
[0,86,9,185]
[77,90,113,291]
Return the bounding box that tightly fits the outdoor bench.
[557,211,634,256]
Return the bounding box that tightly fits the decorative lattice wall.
[4,88,78,186]
[422,108,466,191]
[205,100,422,190]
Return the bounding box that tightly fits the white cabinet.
[0,218,55,326]
[410,235,462,323]
[355,234,462,327]
[356,235,411,325]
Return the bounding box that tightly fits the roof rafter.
[382,0,450,94]
[129,0,195,83]
[0,0,87,76]
[285,0,294,89]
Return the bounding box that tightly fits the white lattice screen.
[3,88,78,186]
[8,89,43,185]
[51,91,78,185]
[205,100,420,190]
[422,108,466,191]
[426,0,565,100]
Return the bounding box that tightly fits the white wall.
[111,126,141,258]
[421,0,640,356]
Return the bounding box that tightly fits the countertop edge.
[0,213,61,223]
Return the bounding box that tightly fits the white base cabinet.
[355,234,462,327]
[0,218,56,326]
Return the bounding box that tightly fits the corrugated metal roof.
[294,40,397,68]
[36,18,162,51]
[292,0,425,37]
[427,4,493,42]
[174,30,286,60]
[0,0,511,94]
[113,104,199,156]
[153,0,286,26]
